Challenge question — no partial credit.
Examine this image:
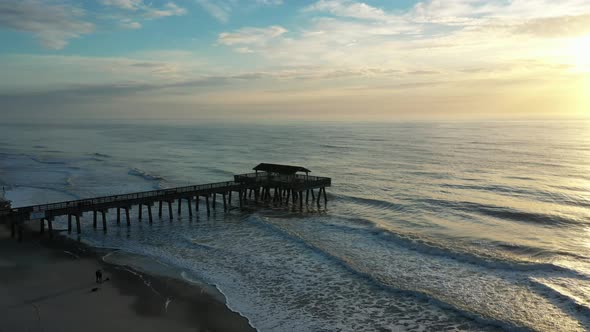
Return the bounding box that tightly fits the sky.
[0,0,589,122]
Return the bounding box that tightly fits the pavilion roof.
[253,163,311,174]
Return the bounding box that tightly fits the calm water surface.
[1,121,590,331]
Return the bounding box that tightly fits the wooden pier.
[0,164,331,241]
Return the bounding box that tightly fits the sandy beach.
[0,226,255,332]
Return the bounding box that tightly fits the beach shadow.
[4,281,97,309]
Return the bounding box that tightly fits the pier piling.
[48,218,53,237]
[125,208,130,226]
[316,188,321,205]
[167,201,173,220]
[75,214,81,234]
[17,224,23,242]
[148,204,153,224]
[101,211,107,232]
[299,191,303,209]
[186,197,193,217]
[75,214,82,234]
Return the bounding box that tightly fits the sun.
[567,35,590,72]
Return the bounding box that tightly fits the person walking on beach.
[95,269,103,283]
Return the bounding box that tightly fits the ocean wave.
[30,156,68,165]
[65,176,75,188]
[440,183,590,209]
[440,183,536,197]
[184,238,221,251]
[336,193,409,213]
[505,175,536,181]
[88,153,111,162]
[179,271,227,303]
[251,216,528,331]
[190,166,236,178]
[128,168,164,181]
[405,170,451,179]
[318,215,589,277]
[209,168,236,177]
[529,277,590,324]
[7,185,79,207]
[319,144,349,149]
[495,242,590,261]
[421,198,581,226]
[261,214,590,330]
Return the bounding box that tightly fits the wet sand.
[0,226,255,332]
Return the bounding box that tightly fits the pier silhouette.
[0,164,331,241]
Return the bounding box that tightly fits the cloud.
[99,1,186,33]
[0,52,410,103]
[100,0,187,21]
[0,53,201,93]
[3,0,590,121]
[143,2,187,18]
[514,13,590,38]
[409,0,499,25]
[0,74,239,111]
[196,0,283,23]
[120,19,142,29]
[408,70,440,75]
[219,0,590,71]
[0,0,94,49]
[100,0,143,10]
[195,0,231,23]
[256,0,283,5]
[304,0,389,21]
[218,26,287,46]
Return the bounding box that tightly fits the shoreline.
[0,224,256,332]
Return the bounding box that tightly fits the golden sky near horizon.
[0,0,589,121]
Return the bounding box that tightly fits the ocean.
[1,120,589,331]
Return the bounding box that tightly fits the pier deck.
[0,165,331,241]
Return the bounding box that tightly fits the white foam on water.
[81,214,490,332]
[5,186,78,207]
[265,216,590,331]
[529,277,590,314]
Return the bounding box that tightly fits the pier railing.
[1,166,332,241]
[5,172,330,216]
[2,170,331,227]
[10,180,247,215]
[234,172,331,188]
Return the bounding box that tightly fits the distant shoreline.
[0,224,256,332]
